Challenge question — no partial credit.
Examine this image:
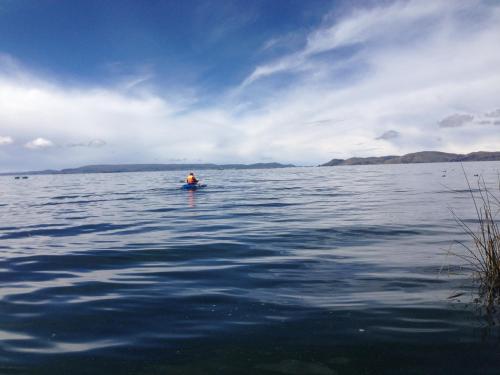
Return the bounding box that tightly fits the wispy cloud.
[67,139,107,148]
[242,1,463,86]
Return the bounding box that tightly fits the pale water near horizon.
[1,162,500,374]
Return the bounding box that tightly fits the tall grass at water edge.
[451,168,500,315]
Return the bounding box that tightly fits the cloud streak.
[242,1,465,86]
[67,139,107,148]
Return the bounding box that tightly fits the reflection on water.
[188,190,196,208]
[1,162,500,374]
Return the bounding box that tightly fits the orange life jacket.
[186,175,197,184]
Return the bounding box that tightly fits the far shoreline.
[2,158,500,178]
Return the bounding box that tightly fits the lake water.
[1,162,500,374]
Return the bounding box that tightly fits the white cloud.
[25,137,54,149]
[0,135,13,145]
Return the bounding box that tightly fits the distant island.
[320,151,500,166]
[0,162,295,176]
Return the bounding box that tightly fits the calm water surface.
[1,162,500,374]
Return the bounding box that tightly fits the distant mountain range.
[0,162,295,176]
[3,151,499,176]
[320,151,500,166]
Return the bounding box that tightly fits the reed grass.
[452,168,500,313]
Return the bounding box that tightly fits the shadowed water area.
[1,162,500,374]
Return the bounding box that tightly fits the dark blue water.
[1,162,500,374]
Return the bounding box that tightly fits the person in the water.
[186,172,198,185]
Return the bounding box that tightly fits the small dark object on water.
[14,176,20,179]
[474,174,479,177]
[22,176,28,179]
[448,292,465,299]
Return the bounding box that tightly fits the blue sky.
[0,0,499,171]
[0,0,335,102]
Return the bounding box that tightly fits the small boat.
[181,184,207,191]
